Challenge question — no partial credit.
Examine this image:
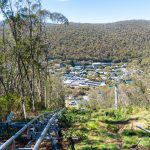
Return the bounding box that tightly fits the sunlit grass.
[62,108,150,150]
[139,137,150,148]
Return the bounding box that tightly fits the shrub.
[0,94,21,121]
[86,121,98,130]
[103,109,129,122]
[121,129,136,136]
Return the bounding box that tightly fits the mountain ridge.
[47,20,150,62]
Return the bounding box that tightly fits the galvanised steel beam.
[0,111,52,150]
[33,109,64,150]
[136,125,150,134]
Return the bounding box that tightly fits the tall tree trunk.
[18,56,27,119]
[28,0,35,111]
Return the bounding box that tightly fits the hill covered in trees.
[47,20,150,62]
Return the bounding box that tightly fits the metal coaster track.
[0,109,64,150]
[136,125,150,134]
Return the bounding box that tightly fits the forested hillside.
[0,0,68,119]
[47,20,150,62]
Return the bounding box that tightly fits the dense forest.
[47,20,150,62]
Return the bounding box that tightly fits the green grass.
[139,137,150,148]
[98,143,119,150]
[86,121,99,130]
[62,108,150,150]
[122,136,137,148]
[77,143,119,150]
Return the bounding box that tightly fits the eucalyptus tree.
[0,0,68,118]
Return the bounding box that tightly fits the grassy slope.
[62,108,150,150]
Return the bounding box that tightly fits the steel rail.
[136,125,150,134]
[0,111,52,150]
[33,109,64,150]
